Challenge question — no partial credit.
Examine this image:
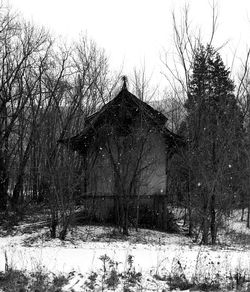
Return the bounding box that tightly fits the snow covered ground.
[0,211,249,291]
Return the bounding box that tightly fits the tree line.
[0,4,250,244]
[0,5,118,234]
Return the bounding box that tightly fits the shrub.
[0,269,68,292]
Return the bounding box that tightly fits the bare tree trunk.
[162,196,167,231]
[135,197,140,232]
[50,209,58,238]
[247,205,250,228]
[241,207,245,221]
[59,215,71,240]
[12,139,33,209]
[210,192,216,244]
[183,208,187,226]
[188,204,193,236]
[0,104,9,212]
[210,138,217,245]
[12,178,23,210]
[32,172,38,202]
[0,153,8,211]
[122,202,129,236]
[59,226,68,240]
[202,216,209,244]
[201,201,209,244]
[31,141,40,202]
[187,177,193,236]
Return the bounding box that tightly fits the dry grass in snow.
[0,210,249,291]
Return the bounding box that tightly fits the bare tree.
[132,65,157,102]
[41,35,114,239]
[0,6,54,212]
[10,23,53,210]
[161,3,216,239]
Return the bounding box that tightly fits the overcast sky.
[6,0,250,90]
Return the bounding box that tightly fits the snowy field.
[0,211,249,291]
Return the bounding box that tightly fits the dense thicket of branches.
[0,6,117,238]
[163,4,250,244]
[1,4,250,243]
[172,45,244,244]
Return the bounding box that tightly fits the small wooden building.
[60,83,182,230]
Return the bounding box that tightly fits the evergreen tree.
[184,44,244,244]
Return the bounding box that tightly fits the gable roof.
[59,87,183,154]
